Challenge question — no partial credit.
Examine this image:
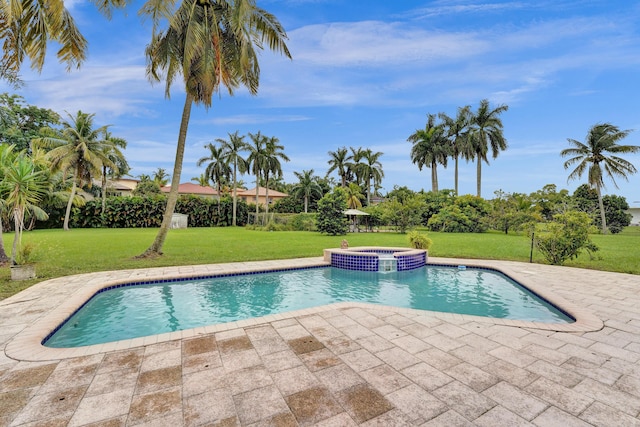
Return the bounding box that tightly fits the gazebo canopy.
[343,209,369,216]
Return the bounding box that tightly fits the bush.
[534,211,599,265]
[407,231,432,250]
[427,195,490,233]
[316,188,348,235]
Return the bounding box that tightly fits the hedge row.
[67,195,249,229]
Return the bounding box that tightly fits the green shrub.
[316,188,348,235]
[407,231,432,250]
[534,211,599,265]
[289,213,317,231]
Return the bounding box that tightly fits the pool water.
[45,266,572,348]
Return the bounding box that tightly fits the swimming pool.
[44,264,573,348]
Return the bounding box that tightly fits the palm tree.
[468,99,509,197]
[219,131,249,226]
[33,110,113,230]
[326,147,351,187]
[345,182,364,209]
[360,149,384,205]
[247,131,267,216]
[292,169,322,213]
[191,173,210,187]
[0,143,17,263]
[347,146,365,187]
[197,142,231,223]
[141,0,290,256]
[262,136,289,215]
[439,105,472,195]
[153,167,169,187]
[561,123,639,233]
[408,114,450,192]
[100,130,128,216]
[0,155,49,264]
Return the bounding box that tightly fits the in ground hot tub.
[323,246,427,272]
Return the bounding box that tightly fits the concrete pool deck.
[1,257,639,425]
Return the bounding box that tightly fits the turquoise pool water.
[45,265,572,348]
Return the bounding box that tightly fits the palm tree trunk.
[255,177,259,217]
[454,154,459,196]
[476,158,482,198]
[101,165,107,217]
[11,207,22,265]
[63,176,78,231]
[596,186,608,234]
[232,165,237,226]
[367,178,371,205]
[431,162,438,192]
[265,174,270,216]
[216,183,222,225]
[304,196,308,213]
[140,94,193,257]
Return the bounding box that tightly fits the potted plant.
[0,155,49,280]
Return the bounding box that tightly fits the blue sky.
[5,0,640,205]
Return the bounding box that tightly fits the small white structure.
[628,208,640,226]
[171,213,188,229]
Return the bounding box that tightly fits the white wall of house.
[628,208,640,226]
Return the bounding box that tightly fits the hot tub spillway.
[378,254,397,273]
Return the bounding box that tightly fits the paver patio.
[1,256,639,426]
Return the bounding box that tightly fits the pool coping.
[3,256,603,362]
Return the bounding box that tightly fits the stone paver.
[1,256,640,425]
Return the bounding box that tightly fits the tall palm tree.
[33,110,113,230]
[0,143,17,263]
[345,182,364,209]
[262,135,289,215]
[326,147,351,187]
[292,169,322,213]
[141,0,290,256]
[247,131,267,216]
[219,131,249,226]
[0,155,49,264]
[347,146,365,187]
[468,99,509,197]
[197,142,231,223]
[408,114,450,192]
[360,148,384,205]
[439,105,472,195]
[561,123,639,234]
[100,130,128,216]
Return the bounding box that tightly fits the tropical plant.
[360,148,384,205]
[262,136,289,214]
[561,123,639,234]
[219,131,249,226]
[534,211,599,265]
[407,231,432,250]
[316,187,348,235]
[345,182,364,209]
[0,143,17,263]
[326,147,351,187]
[153,167,169,187]
[100,130,128,216]
[291,169,322,213]
[140,0,290,256]
[467,99,509,197]
[0,155,49,264]
[408,113,450,193]
[0,93,60,151]
[439,105,472,195]
[427,195,491,233]
[381,194,424,233]
[32,110,114,230]
[191,173,210,187]
[247,131,267,216]
[347,146,365,186]
[197,142,231,223]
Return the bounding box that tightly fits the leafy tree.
[326,147,351,187]
[468,99,509,197]
[408,113,450,192]
[488,190,541,234]
[33,110,114,230]
[141,0,290,257]
[534,211,599,265]
[133,180,161,196]
[561,122,639,234]
[573,184,632,234]
[316,187,348,235]
[529,184,572,220]
[380,194,424,233]
[291,169,322,213]
[0,93,60,151]
[439,105,472,195]
[427,195,491,232]
[422,189,456,225]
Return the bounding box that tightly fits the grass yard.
[1,226,638,300]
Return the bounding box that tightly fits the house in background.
[237,187,288,207]
[161,182,219,199]
[628,207,640,226]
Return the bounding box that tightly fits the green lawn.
[1,226,638,300]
